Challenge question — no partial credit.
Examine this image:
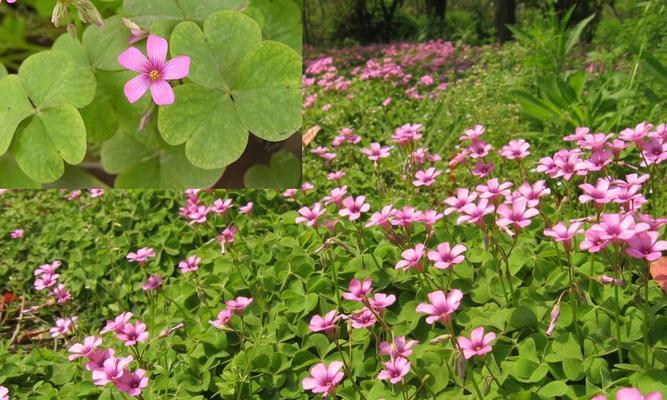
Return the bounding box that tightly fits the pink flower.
[416,289,463,325]
[52,284,72,304]
[383,97,392,107]
[50,316,77,337]
[322,186,348,207]
[599,275,625,286]
[142,274,163,291]
[116,368,149,397]
[377,356,411,384]
[428,242,466,270]
[34,272,59,291]
[309,310,340,336]
[210,309,234,329]
[117,35,190,105]
[296,203,326,227]
[368,293,396,311]
[100,312,133,335]
[544,221,583,251]
[85,348,116,372]
[0,386,7,400]
[391,206,422,226]
[225,296,253,315]
[444,189,477,215]
[395,244,425,271]
[592,213,646,242]
[419,209,443,228]
[456,199,495,226]
[471,160,495,177]
[365,205,395,229]
[619,122,653,145]
[178,255,202,273]
[349,308,376,329]
[515,180,551,207]
[211,198,233,215]
[10,229,24,239]
[496,198,539,230]
[89,189,105,198]
[239,202,254,215]
[614,388,663,400]
[459,125,485,142]
[342,278,373,302]
[122,18,149,44]
[468,140,492,159]
[413,167,441,187]
[379,336,419,358]
[477,178,513,201]
[579,178,619,205]
[361,143,392,161]
[338,196,370,221]
[625,231,667,261]
[500,139,530,160]
[580,229,611,253]
[552,150,588,180]
[126,247,155,265]
[68,336,103,360]
[34,260,61,276]
[327,171,346,181]
[302,361,344,398]
[91,355,133,386]
[457,326,495,359]
[117,321,149,346]
[392,124,423,146]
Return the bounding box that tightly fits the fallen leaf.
[650,256,667,294]
[303,125,321,147]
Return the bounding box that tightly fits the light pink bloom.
[615,387,663,400]
[0,386,7,400]
[117,35,190,105]
[327,171,346,181]
[365,205,395,228]
[116,368,149,397]
[126,247,155,265]
[211,198,233,215]
[428,242,466,270]
[349,308,376,329]
[599,275,625,286]
[117,321,149,346]
[378,357,411,384]
[342,278,373,302]
[295,203,326,227]
[100,312,133,335]
[477,178,513,201]
[444,188,477,215]
[468,140,492,159]
[500,139,530,160]
[85,348,116,372]
[413,167,441,187]
[379,336,419,358]
[10,229,24,239]
[391,206,422,227]
[361,143,392,161]
[225,296,253,315]
[459,125,485,142]
[91,355,133,386]
[338,196,370,221]
[322,186,348,207]
[619,122,653,145]
[419,209,443,228]
[592,213,645,242]
[395,244,426,271]
[34,272,59,291]
[302,361,344,398]
[416,289,463,325]
[579,179,619,205]
[210,309,234,329]
[580,229,611,253]
[515,180,551,207]
[496,198,539,230]
[625,231,667,261]
[142,274,163,291]
[68,336,103,360]
[457,199,495,226]
[34,260,61,276]
[368,293,396,311]
[89,189,105,198]
[50,316,77,337]
[309,310,340,336]
[178,255,202,273]
[564,127,590,142]
[123,18,149,44]
[544,221,583,251]
[239,202,253,215]
[52,283,72,304]
[457,326,495,359]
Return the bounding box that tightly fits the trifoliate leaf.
[0,75,34,156]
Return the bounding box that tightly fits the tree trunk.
[303,0,311,45]
[495,0,516,43]
[380,0,404,42]
[434,0,447,34]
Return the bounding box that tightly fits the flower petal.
[124,75,149,104]
[150,80,175,106]
[118,47,149,73]
[162,56,191,80]
[147,35,168,65]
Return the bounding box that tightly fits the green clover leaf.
[158,11,301,170]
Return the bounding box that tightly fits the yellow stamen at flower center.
[149,69,161,81]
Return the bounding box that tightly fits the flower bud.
[546,303,560,336]
[72,0,104,27]
[51,1,70,27]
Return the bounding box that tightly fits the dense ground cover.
[3,2,667,400]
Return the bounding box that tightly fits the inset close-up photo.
[0,0,302,189]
